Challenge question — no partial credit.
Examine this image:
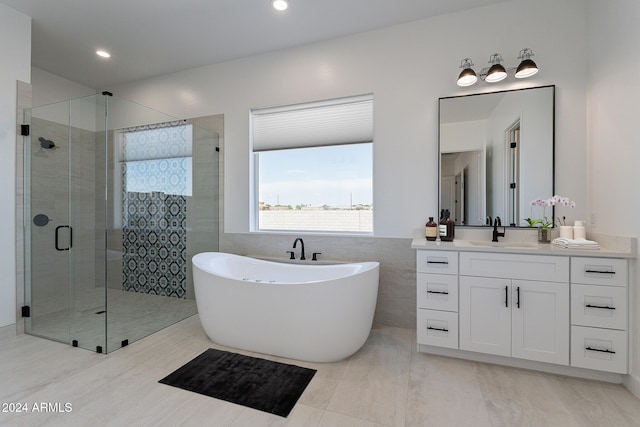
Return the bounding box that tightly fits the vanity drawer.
[416,250,458,275]
[571,284,627,330]
[417,273,458,312]
[571,257,628,287]
[570,326,627,374]
[417,309,458,349]
[460,252,569,283]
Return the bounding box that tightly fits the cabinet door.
[459,276,511,357]
[511,280,569,365]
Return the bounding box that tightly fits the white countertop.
[411,236,636,259]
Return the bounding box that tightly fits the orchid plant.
[524,195,575,230]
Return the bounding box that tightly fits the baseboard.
[15,318,24,335]
[0,322,17,339]
[623,373,640,399]
[418,344,624,384]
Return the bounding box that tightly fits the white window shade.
[119,122,192,161]
[252,94,373,152]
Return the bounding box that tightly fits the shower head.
[39,137,56,149]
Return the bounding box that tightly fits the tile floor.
[1,316,639,427]
[27,288,196,353]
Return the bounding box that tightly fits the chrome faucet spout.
[293,238,305,260]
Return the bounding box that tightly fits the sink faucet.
[492,216,505,242]
[293,238,305,260]
[486,216,492,226]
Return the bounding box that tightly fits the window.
[119,122,193,197]
[116,121,193,229]
[251,95,373,233]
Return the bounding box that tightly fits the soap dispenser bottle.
[425,217,437,241]
[446,211,455,241]
[438,210,447,240]
[439,210,455,242]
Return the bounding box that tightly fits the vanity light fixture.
[514,48,539,78]
[271,0,289,11]
[457,58,478,87]
[456,48,539,87]
[484,53,507,83]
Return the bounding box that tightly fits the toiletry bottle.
[439,211,448,240]
[425,217,437,241]
[440,210,455,242]
[573,220,586,239]
[446,212,455,241]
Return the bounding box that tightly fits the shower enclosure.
[23,92,219,353]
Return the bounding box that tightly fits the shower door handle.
[55,225,72,251]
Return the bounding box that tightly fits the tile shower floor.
[1,316,640,426]
[27,288,196,353]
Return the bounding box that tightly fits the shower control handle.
[55,225,72,251]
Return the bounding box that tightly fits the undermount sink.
[467,240,539,249]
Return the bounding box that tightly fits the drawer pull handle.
[585,269,616,275]
[427,290,449,295]
[585,304,615,310]
[505,286,509,308]
[427,260,449,265]
[427,326,449,332]
[516,286,520,309]
[585,346,616,354]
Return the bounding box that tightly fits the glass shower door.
[24,100,73,346]
[24,95,107,352]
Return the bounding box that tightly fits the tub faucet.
[492,216,505,242]
[293,238,305,260]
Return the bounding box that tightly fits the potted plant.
[524,195,575,242]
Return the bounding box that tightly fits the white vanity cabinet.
[413,238,634,379]
[570,257,629,374]
[458,252,570,365]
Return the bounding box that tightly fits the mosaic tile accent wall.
[120,123,191,298]
[122,192,187,298]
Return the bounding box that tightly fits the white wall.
[110,0,588,238]
[31,67,95,108]
[586,0,640,394]
[0,4,30,328]
[441,120,487,152]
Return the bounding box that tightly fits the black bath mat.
[159,348,316,417]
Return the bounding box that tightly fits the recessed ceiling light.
[271,0,288,11]
[96,50,111,58]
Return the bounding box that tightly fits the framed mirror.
[439,85,554,227]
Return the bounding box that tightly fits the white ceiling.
[1,0,508,89]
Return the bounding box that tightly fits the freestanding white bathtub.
[192,252,380,362]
